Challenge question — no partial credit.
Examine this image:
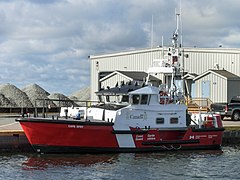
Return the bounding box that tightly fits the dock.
[0,116,33,152]
[0,116,240,153]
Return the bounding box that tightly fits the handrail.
[186,97,213,110]
[34,98,100,118]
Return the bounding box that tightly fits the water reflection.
[22,153,119,170]
[0,146,240,180]
[133,149,224,160]
[22,149,226,171]
[3,147,240,180]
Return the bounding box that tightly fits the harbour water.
[0,146,240,180]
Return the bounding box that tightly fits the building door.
[202,81,210,98]
[191,82,196,98]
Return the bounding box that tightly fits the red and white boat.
[16,14,224,154]
[16,85,224,153]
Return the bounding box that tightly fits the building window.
[170,117,178,124]
[156,117,164,124]
[140,95,148,104]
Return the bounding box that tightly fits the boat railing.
[159,94,186,105]
[33,98,100,119]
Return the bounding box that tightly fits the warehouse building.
[89,47,240,104]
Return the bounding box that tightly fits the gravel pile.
[48,93,78,107]
[0,83,33,107]
[70,87,91,100]
[21,83,56,107]
[0,83,90,108]
[0,94,16,107]
[69,87,91,106]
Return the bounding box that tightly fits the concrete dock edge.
[0,130,33,152]
[222,127,240,145]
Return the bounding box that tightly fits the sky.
[0,0,240,95]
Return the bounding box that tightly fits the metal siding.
[194,73,227,102]
[184,49,240,77]
[90,59,99,101]
[209,73,226,103]
[212,74,226,103]
[90,47,240,101]
[209,73,227,103]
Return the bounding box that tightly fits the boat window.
[132,95,140,104]
[170,117,178,124]
[140,95,148,104]
[121,95,129,103]
[156,117,164,124]
[106,95,110,102]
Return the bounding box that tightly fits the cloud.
[181,0,240,47]
[0,0,239,95]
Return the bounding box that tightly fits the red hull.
[17,118,224,153]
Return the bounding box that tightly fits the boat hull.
[16,118,224,153]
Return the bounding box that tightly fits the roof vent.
[214,63,219,70]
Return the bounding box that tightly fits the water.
[0,146,240,180]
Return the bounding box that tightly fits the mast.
[169,12,181,101]
[146,11,183,101]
